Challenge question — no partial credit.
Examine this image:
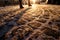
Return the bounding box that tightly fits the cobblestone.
[0,4,60,40]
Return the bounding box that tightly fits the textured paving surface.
[0,4,60,40]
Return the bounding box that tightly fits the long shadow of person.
[0,7,31,40]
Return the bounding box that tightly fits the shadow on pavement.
[0,8,31,40]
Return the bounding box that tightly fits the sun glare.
[32,0,36,4]
[32,4,37,9]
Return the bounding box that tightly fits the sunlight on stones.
[0,2,60,40]
[36,18,47,23]
[17,18,27,25]
[28,21,42,29]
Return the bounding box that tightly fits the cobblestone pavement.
[0,4,60,40]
